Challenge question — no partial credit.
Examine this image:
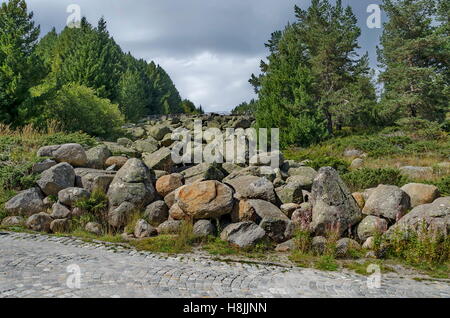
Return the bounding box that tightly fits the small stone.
[134,219,157,238]
[1,216,24,227]
[144,201,169,226]
[85,222,103,236]
[51,202,71,219]
[193,220,216,237]
[26,213,53,232]
[50,219,70,233]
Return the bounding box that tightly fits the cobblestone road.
[0,231,449,298]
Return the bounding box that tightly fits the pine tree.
[0,0,41,124]
[54,17,124,102]
[252,0,374,146]
[117,69,147,122]
[294,0,375,134]
[146,62,183,114]
[377,0,449,123]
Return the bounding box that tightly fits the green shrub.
[38,84,125,139]
[381,224,450,270]
[39,132,98,148]
[0,188,16,223]
[74,189,109,225]
[426,176,450,196]
[0,162,39,190]
[309,156,349,174]
[342,168,409,192]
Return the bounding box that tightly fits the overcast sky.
[24,0,384,112]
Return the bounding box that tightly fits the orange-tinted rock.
[156,173,184,197]
[176,180,234,219]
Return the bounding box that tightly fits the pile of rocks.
[2,114,449,257]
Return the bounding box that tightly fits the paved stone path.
[0,231,449,298]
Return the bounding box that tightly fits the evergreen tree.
[377,0,449,123]
[146,62,183,114]
[117,69,147,122]
[0,0,41,124]
[294,0,375,134]
[252,0,374,146]
[55,17,124,102]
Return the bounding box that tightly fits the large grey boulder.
[107,158,156,212]
[85,222,102,235]
[193,219,216,237]
[362,185,411,221]
[1,215,24,227]
[180,163,225,184]
[32,159,57,174]
[399,166,433,180]
[249,151,284,167]
[144,200,169,226]
[134,138,158,154]
[234,199,291,242]
[276,182,304,204]
[4,188,46,216]
[223,165,276,183]
[117,137,133,147]
[357,215,388,241]
[149,125,171,141]
[75,168,116,193]
[107,202,136,228]
[220,222,266,248]
[103,141,139,157]
[259,218,294,243]
[157,220,183,234]
[143,147,174,171]
[51,202,71,219]
[50,219,70,233]
[280,203,301,218]
[86,145,111,169]
[175,180,234,219]
[226,176,276,203]
[387,197,450,235]
[37,143,88,167]
[235,199,288,223]
[287,166,318,190]
[310,167,362,236]
[401,183,440,208]
[134,219,157,238]
[26,213,52,232]
[58,187,90,208]
[37,163,75,196]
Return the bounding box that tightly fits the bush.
[309,156,349,174]
[74,189,109,227]
[378,224,450,273]
[39,84,125,139]
[342,168,409,192]
[39,132,98,148]
[426,176,450,196]
[0,162,39,190]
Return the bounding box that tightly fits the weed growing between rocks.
[289,225,342,271]
[128,220,197,254]
[73,189,109,229]
[373,225,450,278]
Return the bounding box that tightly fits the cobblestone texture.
[0,231,449,298]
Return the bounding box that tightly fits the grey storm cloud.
[23,0,383,112]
